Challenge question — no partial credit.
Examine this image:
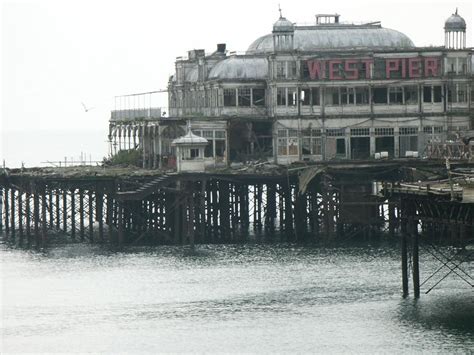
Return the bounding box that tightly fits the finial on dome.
[278,4,283,19]
[455,7,458,15]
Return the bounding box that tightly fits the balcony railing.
[110,107,167,122]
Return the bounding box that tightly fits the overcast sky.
[1,0,472,136]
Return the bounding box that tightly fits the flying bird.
[81,102,95,112]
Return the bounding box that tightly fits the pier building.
[109,10,473,168]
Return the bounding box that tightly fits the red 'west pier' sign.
[306,57,440,80]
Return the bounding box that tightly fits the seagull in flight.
[81,102,95,112]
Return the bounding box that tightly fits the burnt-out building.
[110,10,473,168]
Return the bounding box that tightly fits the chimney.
[217,43,226,53]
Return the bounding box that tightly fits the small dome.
[445,10,466,31]
[172,130,208,146]
[273,17,294,32]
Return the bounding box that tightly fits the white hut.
[172,125,209,172]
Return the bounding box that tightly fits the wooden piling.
[49,190,54,228]
[106,194,114,243]
[400,199,409,297]
[41,190,47,247]
[62,190,68,233]
[0,187,3,232]
[88,190,94,242]
[79,189,85,241]
[4,186,10,235]
[26,192,31,246]
[56,190,60,230]
[18,191,23,245]
[410,213,420,299]
[96,192,104,242]
[118,202,124,247]
[33,192,40,248]
[70,189,76,239]
[10,188,16,240]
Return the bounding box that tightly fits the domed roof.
[445,10,466,31]
[273,16,294,32]
[247,26,415,53]
[208,57,268,80]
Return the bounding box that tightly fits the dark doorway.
[229,121,273,162]
[350,137,370,159]
[336,138,346,157]
[375,136,395,157]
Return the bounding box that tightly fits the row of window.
[277,126,444,139]
[277,127,431,156]
[223,88,265,107]
[171,84,471,109]
[276,84,470,107]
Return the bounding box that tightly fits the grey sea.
[1,240,473,353]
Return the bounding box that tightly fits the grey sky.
[1,0,472,136]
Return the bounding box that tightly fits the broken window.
[389,87,403,104]
[373,87,388,104]
[423,86,432,103]
[336,139,346,155]
[190,148,200,159]
[341,88,355,105]
[326,128,345,137]
[355,87,369,105]
[325,87,340,105]
[287,88,298,106]
[405,86,418,104]
[399,127,418,156]
[311,88,320,106]
[458,58,467,74]
[446,58,456,74]
[238,88,251,107]
[457,84,468,102]
[276,62,286,79]
[288,61,297,78]
[350,128,370,136]
[277,88,287,106]
[277,129,288,155]
[224,88,236,106]
[302,88,311,106]
[252,89,265,106]
[400,127,418,135]
[433,86,442,103]
[375,128,394,136]
[302,128,322,155]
